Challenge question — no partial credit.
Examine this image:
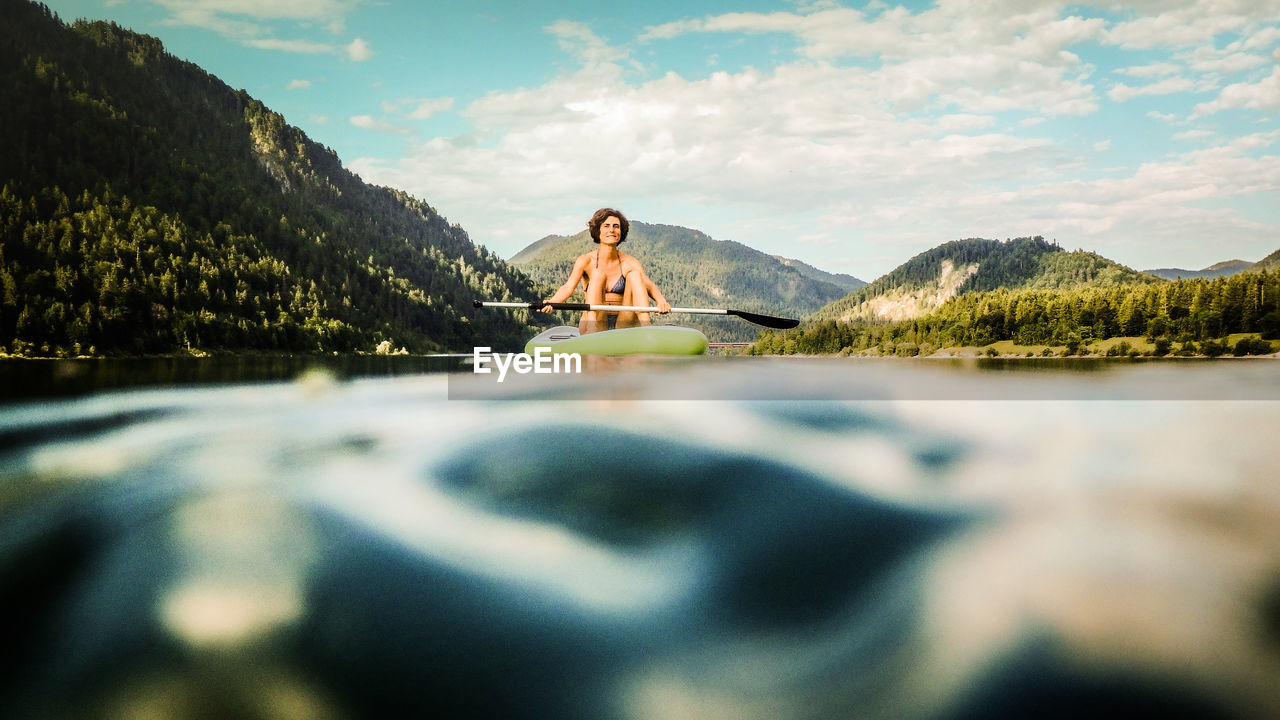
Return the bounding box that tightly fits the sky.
[40,0,1280,280]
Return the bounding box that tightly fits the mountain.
[810,236,1161,324]
[1143,259,1254,280]
[1252,248,1280,272]
[1,0,540,356]
[509,222,860,341]
[772,256,866,293]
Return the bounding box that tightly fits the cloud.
[639,5,1104,117]
[1193,66,1280,116]
[245,38,334,54]
[1102,1,1275,50]
[1116,62,1183,78]
[350,115,413,135]
[377,97,457,121]
[1242,26,1280,50]
[286,79,312,90]
[352,3,1280,275]
[1108,76,1200,101]
[811,131,1280,263]
[1147,110,1185,124]
[405,98,455,120]
[1180,45,1270,74]
[143,0,367,57]
[151,0,359,22]
[1174,129,1215,141]
[346,37,373,62]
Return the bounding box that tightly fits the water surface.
[1,357,1278,719]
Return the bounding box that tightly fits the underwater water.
[1,357,1279,719]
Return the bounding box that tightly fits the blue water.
[2,358,1279,719]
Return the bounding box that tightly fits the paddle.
[474,301,800,330]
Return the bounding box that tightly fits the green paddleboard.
[524,325,708,356]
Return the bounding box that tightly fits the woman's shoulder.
[619,252,645,268]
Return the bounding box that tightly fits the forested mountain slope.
[1253,248,1280,273]
[811,236,1160,324]
[1144,259,1254,280]
[1,0,539,355]
[772,256,865,293]
[752,269,1280,356]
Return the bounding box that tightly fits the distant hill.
[509,223,859,341]
[772,256,866,293]
[811,236,1160,323]
[1252,248,1280,272]
[509,234,569,265]
[1,0,539,355]
[1144,259,1254,280]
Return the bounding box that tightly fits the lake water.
[2,356,1279,719]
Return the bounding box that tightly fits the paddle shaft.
[479,300,716,314]
[474,301,799,329]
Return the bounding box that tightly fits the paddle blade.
[727,309,800,329]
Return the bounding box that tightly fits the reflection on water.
[1,360,1279,719]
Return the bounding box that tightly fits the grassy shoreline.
[764,333,1279,360]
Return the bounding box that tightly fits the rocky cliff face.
[836,260,978,323]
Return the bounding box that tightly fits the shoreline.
[761,352,1280,361]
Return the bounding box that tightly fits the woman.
[541,208,671,334]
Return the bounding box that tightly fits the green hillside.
[1253,248,1280,272]
[509,222,858,342]
[772,256,866,293]
[753,269,1280,356]
[1,0,540,356]
[811,236,1159,323]
[1144,259,1255,280]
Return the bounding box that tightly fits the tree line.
[751,270,1280,356]
[811,236,1161,323]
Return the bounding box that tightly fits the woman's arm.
[541,254,589,311]
[642,272,671,313]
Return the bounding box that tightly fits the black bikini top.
[596,249,626,295]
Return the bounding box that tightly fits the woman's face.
[599,216,623,245]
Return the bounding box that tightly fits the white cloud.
[1102,1,1273,50]
[1243,26,1280,50]
[546,20,631,75]
[246,38,333,54]
[1108,76,1200,101]
[286,79,312,90]
[811,131,1280,267]
[1193,66,1280,116]
[1174,129,1215,141]
[1181,47,1269,74]
[151,0,358,22]
[144,0,366,57]
[639,5,1104,117]
[350,2,1280,276]
[350,115,413,135]
[1116,62,1183,78]
[345,37,373,62]
[1147,110,1185,124]
[406,98,455,120]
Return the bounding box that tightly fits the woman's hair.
[588,208,629,244]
